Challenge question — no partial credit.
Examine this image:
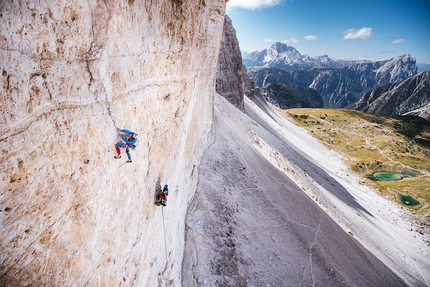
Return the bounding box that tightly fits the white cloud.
[227,0,285,10]
[391,38,406,44]
[262,38,273,42]
[303,35,317,41]
[283,37,298,43]
[342,27,372,40]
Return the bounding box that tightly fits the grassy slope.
[287,108,430,220]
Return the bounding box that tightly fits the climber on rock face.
[158,184,169,206]
[114,128,138,163]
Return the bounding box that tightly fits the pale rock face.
[0,1,226,286]
[215,15,244,110]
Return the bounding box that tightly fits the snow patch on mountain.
[243,42,368,71]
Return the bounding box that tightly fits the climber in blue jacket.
[114,128,138,163]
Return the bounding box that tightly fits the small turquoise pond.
[396,193,420,206]
[369,171,420,182]
[372,171,403,181]
[388,188,421,207]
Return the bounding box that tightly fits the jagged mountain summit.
[243,42,369,71]
[348,70,430,120]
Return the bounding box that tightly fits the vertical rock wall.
[0,1,225,286]
[215,15,244,110]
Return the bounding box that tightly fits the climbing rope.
[107,106,119,129]
[161,206,168,260]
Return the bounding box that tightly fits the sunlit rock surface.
[0,1,225,285]
[215,15,244,111]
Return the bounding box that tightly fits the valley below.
[183,94,430,286]
[287,108,430,221]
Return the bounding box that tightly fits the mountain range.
[245,42,421,111]
[348,70,430,119]
[243,42,430,73]
[292,54,418,108]
[243,42,370,71]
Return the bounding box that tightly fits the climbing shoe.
[114,155,121,159]
[127,160,132,163]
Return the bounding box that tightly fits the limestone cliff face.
[215,15,244,110]
[0,1,225,286]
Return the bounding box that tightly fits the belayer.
[114,128,138,163]
[158,184,169,206]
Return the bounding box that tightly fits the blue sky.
[226,0,430,64]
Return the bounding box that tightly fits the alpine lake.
[368,171,421,207]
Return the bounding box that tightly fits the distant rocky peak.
[374,54,417,83]
[269,42,289,53]
[267,42,300,55]
[315,54,331,62]
[376,54,416,71]
[244,42,340,71]
[399,54,414,61]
